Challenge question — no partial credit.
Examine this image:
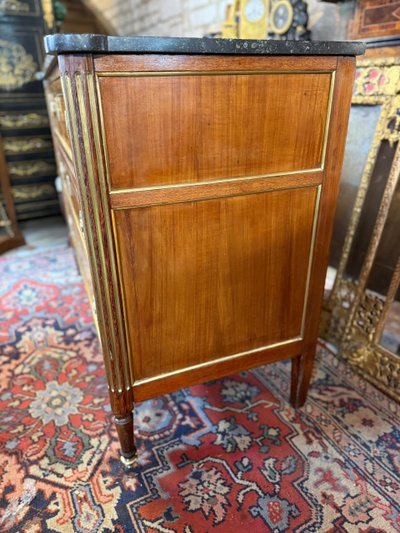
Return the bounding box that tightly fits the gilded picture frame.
[322,56,400,401]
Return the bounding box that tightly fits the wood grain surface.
[113,186,318,381]
[99,71,332,190]
[48,51,357,462]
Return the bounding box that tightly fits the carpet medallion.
[0,246,399,532]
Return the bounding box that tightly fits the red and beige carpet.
[0,245,399,532]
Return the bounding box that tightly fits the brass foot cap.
[121,454,138,467]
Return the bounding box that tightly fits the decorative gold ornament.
[269,0,293,35]
[11,183,55,200]
[4,137,53,154]
[0,113,49,128]
[8,160,55,178]
[239,0,269,39]
[353,60,400,98]
[0,39,38,91]
[221,1,238,38]
[0,0,30,14]
[41,0,54,30]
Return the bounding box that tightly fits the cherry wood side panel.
[113,186,318,382]
[98,71,332,190]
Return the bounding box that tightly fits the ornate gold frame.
[322,57,400,401]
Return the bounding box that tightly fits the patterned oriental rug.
[0,246,399,533]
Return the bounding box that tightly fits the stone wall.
[84,0,352,40]
[85,0,229,37]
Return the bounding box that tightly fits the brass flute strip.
[86,71,134,391]
[62,72,115,392]
[75,72,128,392]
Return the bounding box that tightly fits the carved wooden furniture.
[0,0,60,220]
[44,34,364,465]
[322,50,400,401]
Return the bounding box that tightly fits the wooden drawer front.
[47,90,71,155]
[57,147,80,218]
[68,197,93,298]
[99,71,332,190]
[68,206,99,334]
[113,186,319,382]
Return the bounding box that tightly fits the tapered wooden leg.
[290,354,301,408]
[290,345,317,408]
[296,350,316,407]
[114,412,137,467]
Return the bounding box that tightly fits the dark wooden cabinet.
[44,34,364,465]
[0,1,59,220]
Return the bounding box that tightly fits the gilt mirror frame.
[322,56,400,401]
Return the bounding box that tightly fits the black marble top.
[44,34,365,56]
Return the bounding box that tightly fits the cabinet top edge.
[44,34,366,57]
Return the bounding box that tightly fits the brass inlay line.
[95,73,112,191]
[320,71,336,169]
[86,71,134,391]
[62,72,115,392]
[67,201,99,334]
[110,208,135,388]
[76,72,128,392]
[112,183,321,210]
[98,68,334,188]
[97,69,334,78]
[134,336,302,387]
[54,129,73,161]
[110,167,323,196]
[92,66,335,391]
[300,184,322,337]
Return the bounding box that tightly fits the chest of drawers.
[44,34,364,465]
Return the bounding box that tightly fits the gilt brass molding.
[61,65,133,395]
[62,71,115,393]
[77,71,133,392]
[97,69,334,78]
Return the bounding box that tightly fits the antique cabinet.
[44,34,364,465]
[0,0,60,220]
